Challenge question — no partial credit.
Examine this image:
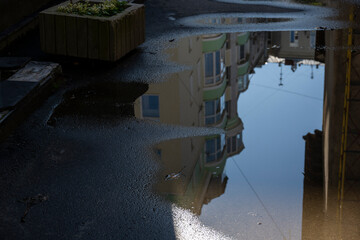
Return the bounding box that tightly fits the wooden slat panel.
[137,7,142,45]
[139,6,145,44]
[55,15,67,55]
[65,15,78,57]
[137,7,144,44]
[115,17,123,60]
[109,20,117,61]
[133,11,138,47]
[99,20,110,61]
[44,14,56,54]
[120,16,126,58]
[129,11,135,52]
[88,18,99,59]
[125,13,131,54]
[39,4,145,61]
[133,9,139,46]
[77,17,88,58]
[130,12,135,51]
[142,6,146,43]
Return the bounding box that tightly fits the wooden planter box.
[39,1,145,61]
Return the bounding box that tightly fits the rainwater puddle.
[139,31,324,239]
[197,17,292,26]
[177,0,345,31]
[48,81,148,123]
[219,0,325,5]
[46,2,360,239]
[134,7,360,237]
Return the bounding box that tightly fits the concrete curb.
[0,61,62,141]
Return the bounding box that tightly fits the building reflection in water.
[266,25,360,239]
[133,31,266,214]
[133,25,360,237]
[302,3,360,239]
[198,17,291,26]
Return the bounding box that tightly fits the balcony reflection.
[134,31,266,128]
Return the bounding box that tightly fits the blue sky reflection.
[200,63,324,240]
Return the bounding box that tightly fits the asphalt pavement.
[0,0,317,239]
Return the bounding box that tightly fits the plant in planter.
[39,0,145,61]
[57,0,128,17]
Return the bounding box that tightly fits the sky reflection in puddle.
[133,30,326,239]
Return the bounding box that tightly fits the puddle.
[46,24,360,239]
[134,31,322,126]
[48,81,148,123]
[153,134,236,214]
[133,8,360,236]
[218,0,325,6]
[197,17,292,26]
[137,29,325,239]
[177,1,343,31]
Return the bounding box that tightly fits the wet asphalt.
[0,0,342,239]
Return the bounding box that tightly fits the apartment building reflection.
[134,31,266,214]
[267,31,320,85]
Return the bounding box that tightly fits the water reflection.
[301,4,360,239]
[133,31,265,214]
[134,32,267,127]
[133,29,322,226]
[151,135,230,215]
[198,17,292,26]
[134,4,360,236]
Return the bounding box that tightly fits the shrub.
[57,0,129,17]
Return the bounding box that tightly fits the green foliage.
[57,0,129,17]
[294,0,325,6]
